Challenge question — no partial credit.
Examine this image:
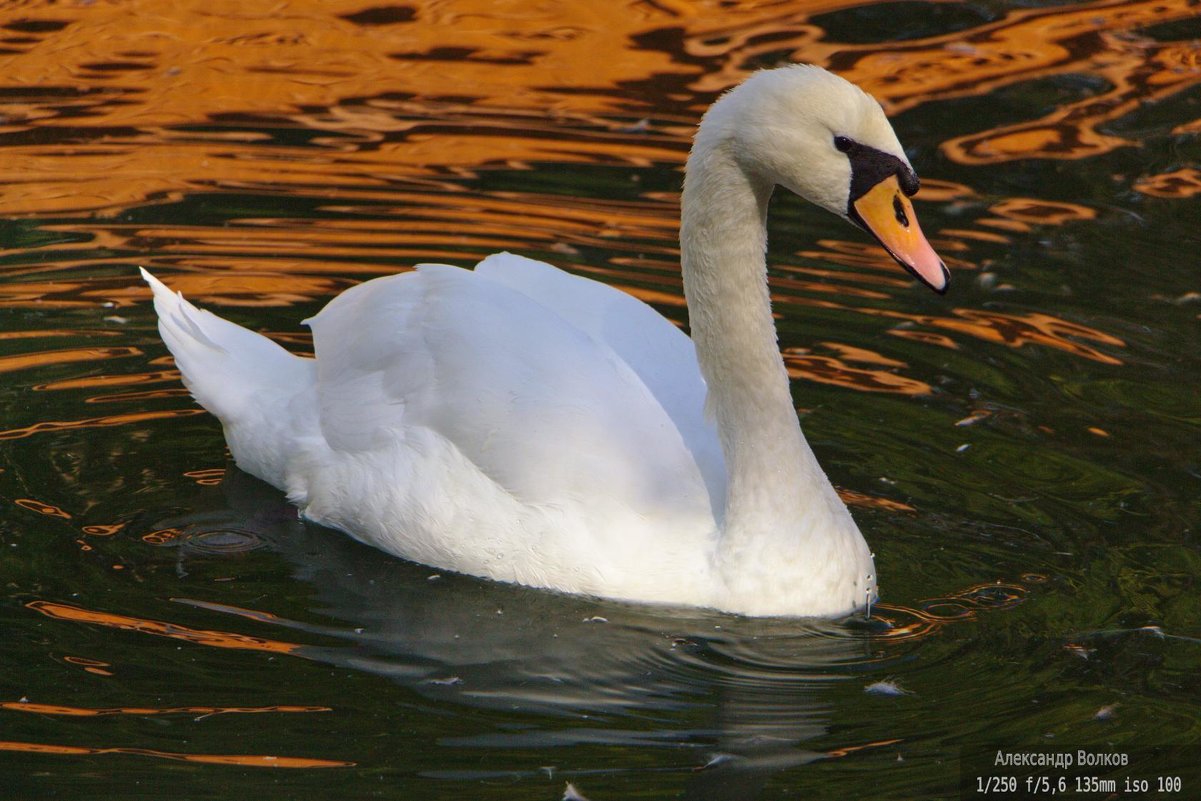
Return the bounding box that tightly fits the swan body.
[143,65,946,617]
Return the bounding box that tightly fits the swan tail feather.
[140,268,314,487]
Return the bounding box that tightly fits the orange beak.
[850,174,948,294]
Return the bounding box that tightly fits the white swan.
[142,65,947,618]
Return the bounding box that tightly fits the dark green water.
[2,1,1200,798]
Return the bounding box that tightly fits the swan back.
[303,262,715,525]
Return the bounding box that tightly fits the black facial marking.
[835,136,920,211]
[892,194,909,227]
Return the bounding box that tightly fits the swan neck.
[679,133,875,615]
[681,139,836,533]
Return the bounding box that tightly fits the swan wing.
[473,252,725,509]
[304,261,717,524]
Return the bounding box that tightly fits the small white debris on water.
[1063,643,1094,660]
[563,782,592,801]
[582,616,608,623]
[865,680,910,696]
[423,676,463,686]
[1094,703,1119,721]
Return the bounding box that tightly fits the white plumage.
[144,65,946,617]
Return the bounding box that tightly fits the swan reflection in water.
[155,466,892,799]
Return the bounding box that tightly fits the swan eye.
[833,135,853,153]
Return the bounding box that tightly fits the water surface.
[2,1,1200,798]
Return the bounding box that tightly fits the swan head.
[700,65,949,293]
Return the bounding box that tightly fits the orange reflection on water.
[825,738,905,760]
[818,342,907,368]
[0,0,688,126]
[35,369,182,392]
[14,498,72,519]
[2,700,329,717]
[874,580,1031,641]
[0,329,120,341]
[941,227,1011,245]
[0,346,141,375]
[185,468,227,486]
[837,489,915,514]
[0,409,204,441]
[0,4,1146,427]
[0,0,1152,390]
[1135,168,1201,199]
[887,329,960,350]
[0,739,352,768]
[84,387,190,404]
[843,0,1201,164]
[988,198,1097,227]
[117,271,348,308]
[62,655,114,677]
[81,523,126,536]
[0,0,690,217]
[142,528,185,545]
[1,0,1192,224]
[673,0,1201,166]
[25,601,304,656]
[867,307,1125,365]
[783,346,932,395]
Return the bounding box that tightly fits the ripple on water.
[141,524,266,554]
[186,528,267,555]
[598,577,1035,698]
